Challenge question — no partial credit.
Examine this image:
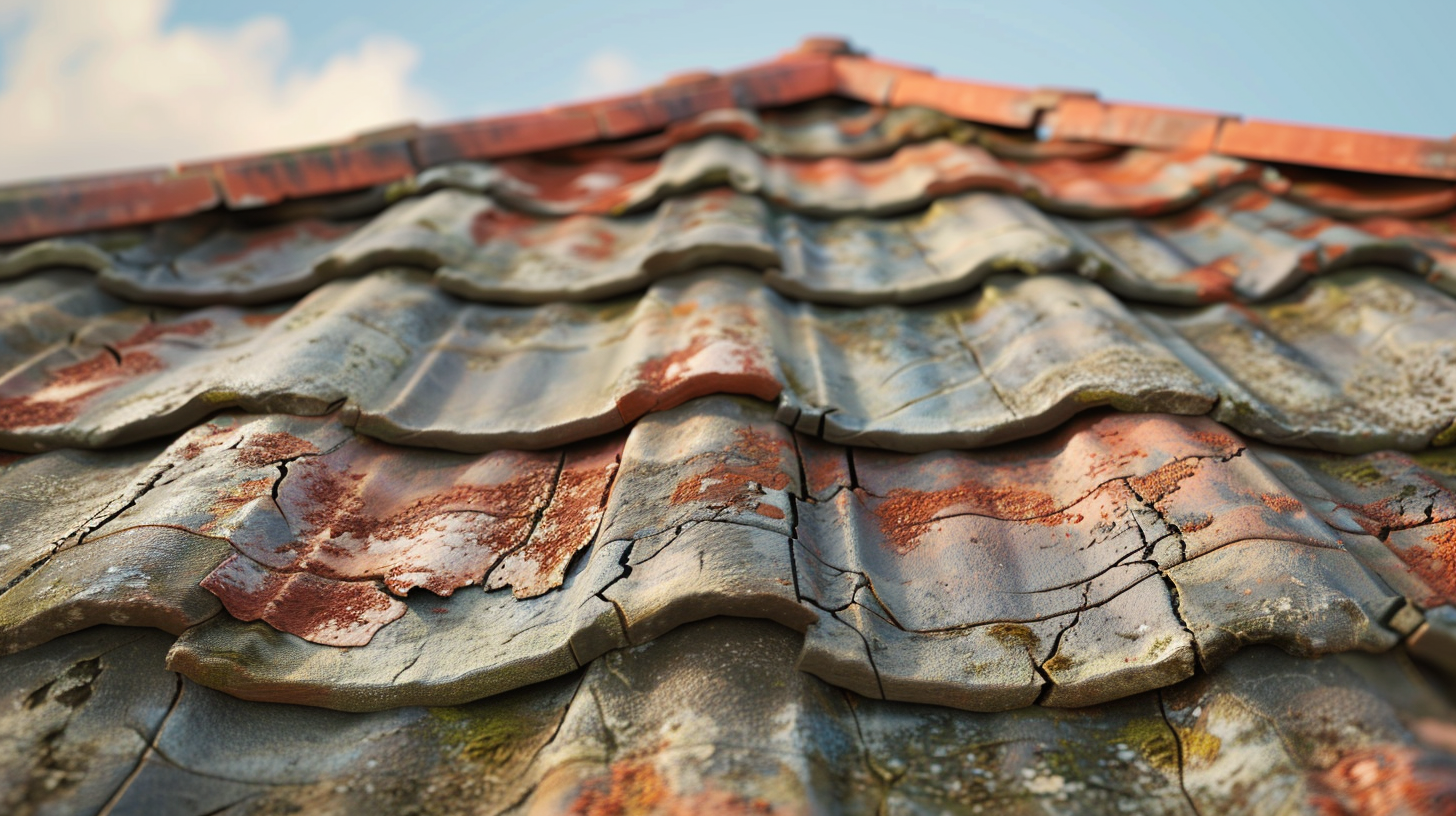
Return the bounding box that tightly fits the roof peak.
[1,36,1453,245]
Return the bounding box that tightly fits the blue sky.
[175,0,1456,133]
[0,0,1452,183]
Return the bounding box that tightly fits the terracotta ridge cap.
[1,34,1453,246]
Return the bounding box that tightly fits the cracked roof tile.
[4,36,1456,813]
[4,268,1454,456]
[4,620,1454,815]
[2,397,1446,714]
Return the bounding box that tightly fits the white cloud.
[0,0,442,184]
[573,49,646,99]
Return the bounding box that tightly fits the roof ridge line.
[0,36,1453,246]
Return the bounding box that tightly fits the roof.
[3,35,1454,245]
[1,36,1455,815]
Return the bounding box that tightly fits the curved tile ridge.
[409,135,1259,219]
[4,267,1456,455]
[343,183,1456,306]
[1071,187,1456,303]
[4,397,1433,711]
[7,177,1455,313]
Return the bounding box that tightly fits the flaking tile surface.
[5,49,1456,815]
[4,397,1448,713]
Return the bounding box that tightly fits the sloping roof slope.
[1,36,1455,815]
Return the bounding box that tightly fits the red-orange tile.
[1218,120,1456,180]
[889,71,1038,128]
[1049,97,1229,152]
[793,35,854,55]
[727,55,836,108]
[593,77,738,139]
[1277,166,1456,219]
[412,109,601,165]
[831,56,910,105]
[0,170,218,244]
[185,140,417,209]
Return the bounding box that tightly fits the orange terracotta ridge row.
[0,35,1452,246]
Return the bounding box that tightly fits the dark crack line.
[491,672,588,816]
[798,595,886,699]
[388,650,424,684]
[254,431,371,556]
[1128,479,1202,671]
[0,461,182,599]
[858,578,906,631]
[1034,580,1090,704]
[787,498,804,610]
[68,462,177,549]
[588,538,638,648]
[816,407,836,441]
[143,737,297,788]
[499,615,564,647]
[258,440,344,521]
[951,320,1018,419]
[795,525,1164,632]
[1158,688,1205,816]
[884,569,1167,635]
[480,451,565,589]
[0,553,52,598]
[788,428,811,501]
[98,671,185,816]
[855,449,1245,529]
[1001,545,1149,595]
[791,523,904,630]
[836,688,892,810]
[617,524,686,570]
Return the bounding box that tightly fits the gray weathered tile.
[138,401,1436,712]
[7,620,1454,815]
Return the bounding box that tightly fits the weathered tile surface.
[6,397,1443,713]
[5,49,1456,816]
[419,136,1259,219]
[5,163,1453,315]
[5,268,1454,455]
[3,620,1455,815]
[560,101,968,162]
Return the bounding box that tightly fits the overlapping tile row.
[558,101,962,162]
[407,136,1260,220]
[4,396,1453,714]
[4,620,1455,815]
[4,36,1455,247]
[3,267,1455,455]
[1276,165,1456,220]
[4,165,1454,312]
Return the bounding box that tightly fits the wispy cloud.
[0,0,442,184]
[573,48,646,99]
